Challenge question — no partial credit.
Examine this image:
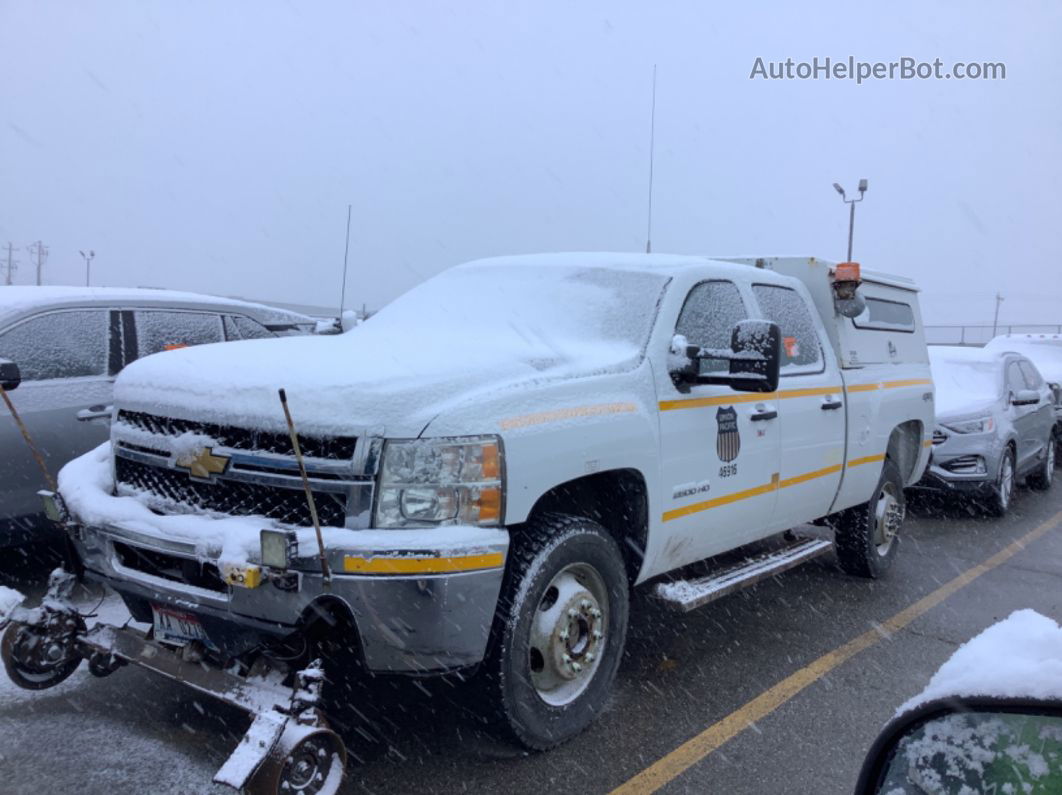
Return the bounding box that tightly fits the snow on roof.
[985,336,1062,383]
[899,609,1062,714]
[0,286,312,325]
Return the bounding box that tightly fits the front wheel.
[2,614,86,690]
[834,459,906,578]
[1028,439,1056,491]
[480,514,629,750]
[984,447,1016,517]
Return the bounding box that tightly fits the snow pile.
[900,609,1062,714]
[0,585,25,623]
[929,346,1004,418]
[111,257,671,437]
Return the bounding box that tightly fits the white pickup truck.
[2,253,934,793]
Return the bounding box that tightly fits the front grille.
[116,457,348,527]
[932,429,948,445]
[116,409,356,460]
[113,541,227,593]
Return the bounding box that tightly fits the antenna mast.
[645,64,657,254]
[338,204,352,324]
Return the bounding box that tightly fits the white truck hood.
[114,258,668,439]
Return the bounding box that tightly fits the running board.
[654,537,833,612]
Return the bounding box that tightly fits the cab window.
[0,309,108,381]
[675,280,747,374]
[751,284,824,375]
[135,310,224,358]
[224,315,274,340]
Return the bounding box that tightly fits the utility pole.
[832,179,868,261]
[27,241,48,285]
[79,250,95,287]
[3,243,17,285]
[992,292,1005,337]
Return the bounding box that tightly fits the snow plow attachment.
[0,570,347,794]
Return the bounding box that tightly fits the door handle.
[750,409,777,422]
[821,400,843,411]
[77,405,113,422]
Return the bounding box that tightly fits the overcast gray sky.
[1,1,1060,326]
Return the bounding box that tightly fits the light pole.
[832,179,868,262]
[79,250,95,287]
[992,292,1004,337]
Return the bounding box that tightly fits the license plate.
[151,604,213,649]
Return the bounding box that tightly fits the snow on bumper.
[58,442,510,673]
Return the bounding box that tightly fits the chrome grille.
[115,456,348,527]
[116,409,356,460]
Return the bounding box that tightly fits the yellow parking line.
[610,509,1062,795]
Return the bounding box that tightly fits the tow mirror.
[1011,389,1040,406]
[0,358,20,391]
[855,696,1062,794]
[670,320,781,394]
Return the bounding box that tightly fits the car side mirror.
[0,358,20,391]
[855,696,1062,794]
[670,320,781,394]
[1011,388,1040,406]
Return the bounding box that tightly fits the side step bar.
[654,537,833,612]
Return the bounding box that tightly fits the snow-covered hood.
[114,258,667,439]
[114,324,644,439]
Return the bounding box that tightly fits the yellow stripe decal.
[847,453,886,468]
[922,439,934,448]
[662,474,780,521]
[342,552,505,575]
[659,386,841,412]
[500,402,638,430]
[659,378,930,412]
[663,461,850,522]
[778,464,843,489]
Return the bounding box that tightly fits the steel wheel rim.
[279,734,343,795]
[873,481,903,556]
[528,562,609,707]
[999,454,1014,507]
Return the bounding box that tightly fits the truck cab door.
[750,284,845,529]
[655,280,782,570]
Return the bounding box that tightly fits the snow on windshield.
[929,347,1002,417]
[371,260,668,362]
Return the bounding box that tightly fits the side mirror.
[0,358,20,391]
[1011,389,1040,406]
[670,320,781,394]
[855,697,1062,794]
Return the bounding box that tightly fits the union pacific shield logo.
[716,406,740,463]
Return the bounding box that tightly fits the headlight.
[375,436,504,528]
[942,417,995,434]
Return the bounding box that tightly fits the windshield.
[929,349,1002,415]
[367,260,669,372]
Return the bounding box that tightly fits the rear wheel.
[1028,439,1056,491]
[834,459,905,579]
[480,514,629,750]
[985,447,1016,516]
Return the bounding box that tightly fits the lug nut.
[571,662,583,673]
[567,608,579,618]
[592,629,603,640]
[562,653,571,663]
[585,652,595,663]
[590,608,602,619]
[580,599,592,609]
[558,629,570,641]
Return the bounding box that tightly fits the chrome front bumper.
[70,520,509,674]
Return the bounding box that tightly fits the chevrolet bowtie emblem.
[175,447,230,480]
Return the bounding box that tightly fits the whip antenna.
[338,203,352,327]
[645,64,657,254]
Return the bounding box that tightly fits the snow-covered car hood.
[114,258,668,438]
